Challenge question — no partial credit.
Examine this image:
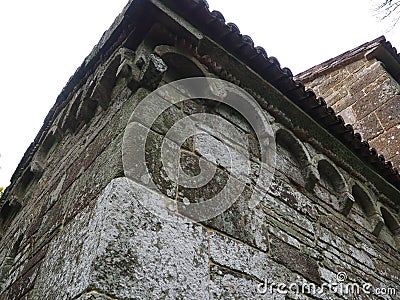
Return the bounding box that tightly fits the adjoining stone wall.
[301,57,400,169]
[1,2,400,299]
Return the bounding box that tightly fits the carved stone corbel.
[338,191,355,216]
[30,160,44,177]
[90,58,120,110]
[116,48,137,80]
[305,164,319,192]
[393,227,400,249]
[33,125,63,172]
[128,53,168,90]
[370,213,385,236]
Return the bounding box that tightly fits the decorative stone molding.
[116,48,137,81]
[393,227,400,249]
[316,159,353,214]
[275,128,314,187]
[30,160,44,177]
[154,44,211,79]
[352,182,384,236]
[137,53,168,90]
[338,191,355,216]
[0,201,21,238]
[379,205,400,247]
[90,52,124,111]
[370,213,385,236]
[304,164,320,192]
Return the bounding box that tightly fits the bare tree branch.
[375,0,400,30]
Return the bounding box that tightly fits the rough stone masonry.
[296,36,400,170]
[1,0,400,299]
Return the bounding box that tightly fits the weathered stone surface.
[75,291,116,300]
[303,55,400,171]
[389,154,400,171]
[2,262,40,300]
[353,81,393,120]
[370,126,400,160]
[215,103,253,133]
[2,5,400,300]
[329,88,353,113]
[376,96,400,130]
[182,98,209,115]
[34,178,209,299]
[317,224,375,270]
[209,232,325,299]
[270,236,321,285]
[349,62,383,96]
[62,129,124,223]
[144,129,178,198]
[177,149,230,205]
[353,112,384,141]
[31,203,93,299]
[275,145,307,188]
[205,187,269,251]
[194,133,249,182]
[209,231,285,282]
[266,176,319,222]
[209,264,266,300]
[338,106,357,125]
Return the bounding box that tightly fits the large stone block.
[270,236,321,285]
[370,126,400,160]
[353,77,397,120]
[352,112,384,141]
[209,264,267,300]
[376,96,400,130]
[204,186,269,252]
[328,87,352,113]
[33,178,209,299]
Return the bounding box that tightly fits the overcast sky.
[0,0,398,188]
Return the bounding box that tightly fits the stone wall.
[0,48,137,299]
[1,1,400,299]
[299,57,400,169]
